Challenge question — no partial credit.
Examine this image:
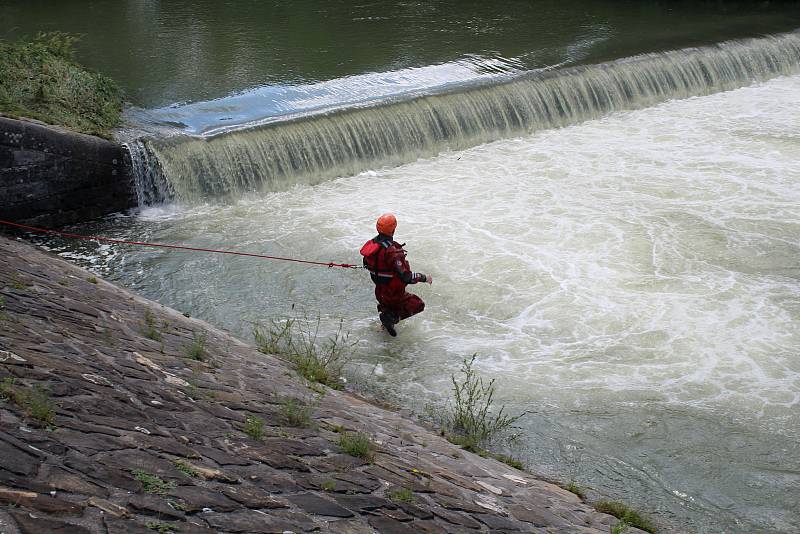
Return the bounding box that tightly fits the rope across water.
[0,219,362,270]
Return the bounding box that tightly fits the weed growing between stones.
[184,331,207,361]
[10,279,26,291]
[145,522,177,533]
[172,460,199,478]
[254,315,355,390]
[0,295,7,321]
[87,276,98,284]
[447,354,525,445]
[142,310,162,342]
[388,488,416,503]
[595,501,655,533]
[611,520,629,534]
[321,479,336,491]
[1,378,56,427]
[338,431,374,460]
[243,414,265,440]
[132,470,176,495]
[279,395,320,428]
[566,481,586,499]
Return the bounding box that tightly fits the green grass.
[321,479,336,491]
[142,310,162,342]
[566,481,586,499]
[388,488,416,503]
[611,521,629,534]
[184,331,207,361]
[172,460,199,478]
[1,378,56,427]
[132,470,176,495]
[0,32,123,138]
[595,501,655,533]
[146,522,177,533]
[279,396,316,428]
[243,414,265,440]
[338,432,374,460]
[87,276,98,284]
[254,316,354,390]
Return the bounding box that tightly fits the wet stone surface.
[0,236,642,533]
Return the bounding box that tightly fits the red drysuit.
[360,234,426,323]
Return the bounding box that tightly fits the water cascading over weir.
[128,32,800,203]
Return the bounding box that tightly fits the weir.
[130,32,800,203]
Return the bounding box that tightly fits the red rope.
[0,219,361,270]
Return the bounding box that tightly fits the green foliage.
[243,414,265,440]
[611,521,629,534]
[0,377,15,400]
[184,331,207,361]
[279,396,317,428]
[388,488,416,503]
[595,501,655,533]
[446,354,524,446]
[172,460,199,478]
[132,470,176,495]
[488,452,524,470]
[0,32,123,137]
[146,522,177,533]
[1,379,55,427]
[142,310,162,342]
[320,479,336,491]
[338,432,374,460]
[254,316,354,390]
[87,276,98,284]
[566,481,585,499]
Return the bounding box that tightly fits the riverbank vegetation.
[0,32,123,138]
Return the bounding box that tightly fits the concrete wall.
[0,116,135,227]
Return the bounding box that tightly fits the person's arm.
[390,249,431,284]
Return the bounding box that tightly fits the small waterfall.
[124,139,173,205]
[130,32,800,203]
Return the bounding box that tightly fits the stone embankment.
[0,117,133,227]
[0,236,640,534]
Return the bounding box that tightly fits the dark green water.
[3,0,800,107]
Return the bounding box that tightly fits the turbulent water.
[44,74,800,533]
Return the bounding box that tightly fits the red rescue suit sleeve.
[386,246,427,284]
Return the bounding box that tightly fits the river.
[6,2,800,532]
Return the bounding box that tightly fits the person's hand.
[426,274,433,285]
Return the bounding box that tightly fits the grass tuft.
[566,481,586,499]
[1,378,56,427]
[172,460,199,478]
[338,431,374,460]
[243,414,265,440]
[0,32,123,137]
[142,310,162,342]
[279,396,317,428]
[388,488,416,503]
[145,522,177,533]
[184,331,207,361]
[254,316,354,390]
[132,470,176,495]
[595,501,655,533]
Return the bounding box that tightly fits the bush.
[184,331,207,361]
[446,354,524,446]
[0,32,123,137]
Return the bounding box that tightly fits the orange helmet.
[376,213,397,236]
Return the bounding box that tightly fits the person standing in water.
[360,213,432,336]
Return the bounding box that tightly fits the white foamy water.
[55,75,800,532]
